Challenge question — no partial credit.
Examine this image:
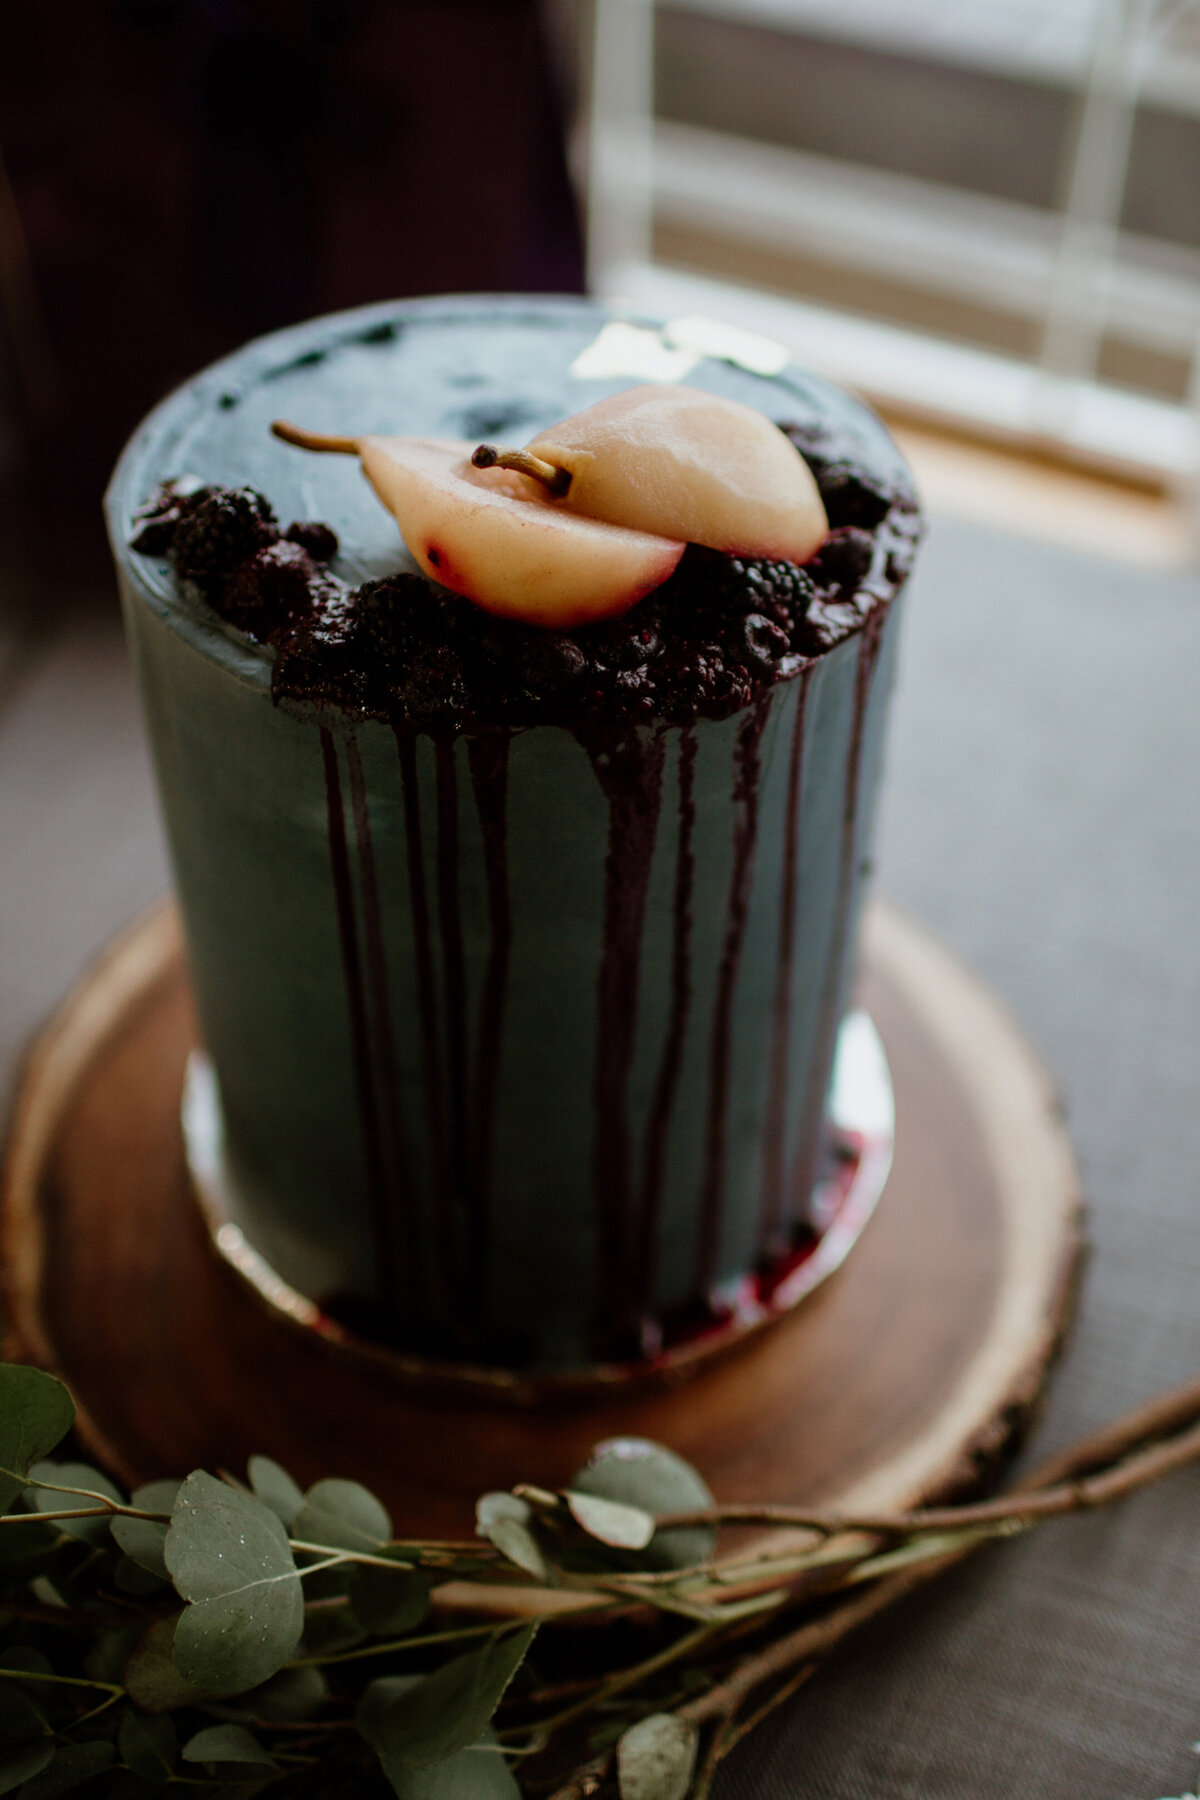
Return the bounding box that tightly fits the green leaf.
[118,1710,176,1785]
[349,1565,431,1637]
[111,1480,179,1578]
[292,1480,391,1554]
[0,1516,57,1576]
[0,1741,53,1795]
[298,1599,364,1661]
[474,1494,530,1531]
[181,1725,276,1769]
[357,1623,537,1771]
[222,1664,328,1722]
[0,1368,74,1514]
[84,1632,137,1687]
[15,1741,115,1799]
[565,1492,655,1552]
[571,1439,717,1570]
[0,1649,52,1679]
[165,1472,304,1696]
[474,1495,548,1580]
[27,1462,122,1546]
[377,1731,520,1799]
[124,1616,204,1713]
[247,1458,304,1529]
[616,1713,698,1800]
[0,1686,46,1751]
[481,1517,548,1581]
[114,1555,166,1596]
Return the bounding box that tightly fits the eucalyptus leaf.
[0,1686,46,1750]
[247,1458,304,1529]
[181,1725,276,1769]
[114,1556,166,1596]
[0,1369,74,1514]
[27,1463,122,1546]
[292,1480,391,1554]
[0,1649,52,1678]
[0,1516,57,1576]
[481,1517,549,1582]
[378,1730,520,1799]
[298,1598,365,1661]
[357,1623,537,1770]
[118,1710,177,1785]
[223,1664,329,1722]
[571,1439,717,1570]
[350,1565,431,1637]
[616,1713,698,1800]
[166,1472,304,1696]
[0,1740,52,1796]
[84,1632,137,1687]
[123,1616,204,1713]
[111,1481,179,1578]
[15,1741,116,1799]
[474,1494,530,1532]
[565,1491,655,1552]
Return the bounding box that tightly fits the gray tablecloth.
[2,517,1198,1798]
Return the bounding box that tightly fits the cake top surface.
[109,294,920,728]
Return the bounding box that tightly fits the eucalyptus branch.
[0,1667,124,1698]
[13,1472,170,1517]
[290,1615,567,1672]
[2,1357,1198,1800]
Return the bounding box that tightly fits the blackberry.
[512,631,587,696]
[400,645,469,724]
[357,573,435,665]
[273,583,362,706]
[284,519,339,561]
[130,477,212,555]
[584,614,658,672]
[611,666,657,721]
[819,462,893,531]
[171,488,277,583]
[736,612,791,671]
[659,645,752,720]
[222,541,316,635]
[807,527,874,598]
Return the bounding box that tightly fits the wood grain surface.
[2,898,1082,1539]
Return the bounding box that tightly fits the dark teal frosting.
[106,295,914,1372]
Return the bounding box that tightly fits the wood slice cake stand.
[1,898,1083,1552]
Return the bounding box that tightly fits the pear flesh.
[358,437,685,628]
[526,385,828,565]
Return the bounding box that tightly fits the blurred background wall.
[0,1,585,566]
[2,0,1198,568]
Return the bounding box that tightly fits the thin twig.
[690,1706,739,1800]
[654,1394,1200,1541]
[504,1624,716,1749]
[718,1662,817,1756]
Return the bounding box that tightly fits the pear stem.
[471,443,572,498]
[271,420,360,456]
